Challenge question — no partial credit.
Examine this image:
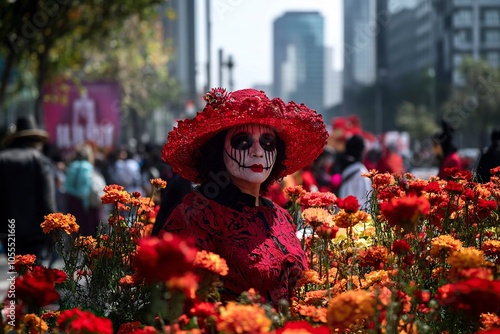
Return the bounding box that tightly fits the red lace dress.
[161,182,308,305]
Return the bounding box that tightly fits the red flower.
[444,180,463,194]
[31,266,67,284]
[15,275,59,307]
[275,320,330,333]
[134,233,197,283]
[380,195,430,231]
[57,308,113,334]
[336,195,360,213]
[436,278,500,315]
[425,181,441,193]
[300,191,337,208]
[391,239,411,255]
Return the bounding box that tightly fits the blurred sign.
[43,81,121,151]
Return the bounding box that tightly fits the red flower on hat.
[203,87,231,106]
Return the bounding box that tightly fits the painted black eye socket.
[260,134,276,152]
[230,133,254,150]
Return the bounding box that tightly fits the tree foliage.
[0,0,165,122]
[395,101,439,142]
[440,56,500,147]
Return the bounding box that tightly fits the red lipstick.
[250,164,264,172]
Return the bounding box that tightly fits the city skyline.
[195,0,342,92]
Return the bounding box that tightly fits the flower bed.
[2,168,500,333]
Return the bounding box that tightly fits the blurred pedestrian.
[0,116,57,264]
[376,143,405,175]
[337,134,372,210]
[431,121,463,180]
[475,129,500,183]
[64,144,105,236]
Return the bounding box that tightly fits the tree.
[440,56,500,148]
[395,101,439,142]
[0,0,164,124]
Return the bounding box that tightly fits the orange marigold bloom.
[480,313,500,330]
[296,304,328,323]
[23,313,48,333]
[150,178,167,189]
[194,250,229,276]
[217,301,272,334]
[332,209,356,229]
[357,245,389,269]
[296,269,323,287]
[482,240,500,257]
[326,289,375,331]
[371,173,396,191]
[302,207,332,230]
[364,270,392,288]
[13,254,36,273]
[284,185,307,203]
[430,235,463,258]
[167,272,199,300]
[41,213,79,234]
[101,185,131,205]
[119,275,137,287]
[447,247,485,269]
[73,236,97,250]
[304,290,329,306]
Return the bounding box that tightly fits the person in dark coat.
[475,129,500,183]
[0,116,57,264]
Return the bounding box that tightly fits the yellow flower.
[217,302,272,334]
[41,213,79,234]
[194,250,229,276]
[22,313,48,333]
[430,235,462,258]
[327,289,375,331]
[447,247,485,269]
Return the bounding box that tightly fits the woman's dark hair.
[194,128,286,194]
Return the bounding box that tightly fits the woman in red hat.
[159,88,328,307]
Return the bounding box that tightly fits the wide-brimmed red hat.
[162,88,328,183]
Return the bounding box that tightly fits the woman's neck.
[230,178,261,206]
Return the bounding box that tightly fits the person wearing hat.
[0,116,57,264]
[157,88,328,306]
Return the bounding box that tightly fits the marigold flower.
[23,313,48,333]
[167,272,199,300]
[101,184,131,204]
[300,191,337,208]
[150,177,167,189]
[13,254,36,274]
[371,173,396,191]
[284,185,307,203]
[358,245,389,269]
[447,247,485,270]
[391,239,411,255]
[332,209,356,229]
[41,213,79,234]
[194,250,229,276]
[296,269,323,287]
[482,240,500,256]
[364,270,392,288]
[430,235,462,258]
[326,289,375,331]
[217,301,272,334]
[316,218,339,239]
[295,304,327,324]
[480,313,500,331]
[302,207,332,230]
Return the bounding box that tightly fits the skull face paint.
[223,124,277,185]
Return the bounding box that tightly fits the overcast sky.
[195,0,343,91]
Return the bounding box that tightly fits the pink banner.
[43,81,121,151]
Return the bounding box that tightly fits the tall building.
[433,0,500,86]
[343,0,388,133]
[273,12,324,115]
[161,0,197,109]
